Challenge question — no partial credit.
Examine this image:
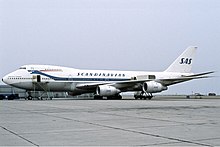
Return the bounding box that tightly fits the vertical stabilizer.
[165,46,197,73]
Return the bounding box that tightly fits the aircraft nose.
[2,75,8,84]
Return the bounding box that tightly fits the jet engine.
[96,85,120,96]
[143,81,167,93]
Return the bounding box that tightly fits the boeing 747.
[2,47,213,99]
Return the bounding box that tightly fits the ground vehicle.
[0,93,19,100]
[208,93,216,96]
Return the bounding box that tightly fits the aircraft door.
[37,75,41,82]
[32,75,41,82]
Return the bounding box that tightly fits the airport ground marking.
[37,112,212,146]
[0,126,39,146]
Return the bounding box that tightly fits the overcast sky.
[0,0,219,94]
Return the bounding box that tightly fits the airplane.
[2,46,214,100]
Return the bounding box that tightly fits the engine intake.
[96,85,120,96]
[143,81,167,93]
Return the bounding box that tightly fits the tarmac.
[1,97,220,146]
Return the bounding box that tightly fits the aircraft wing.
[111,71,214,91]
[76,71,214,92]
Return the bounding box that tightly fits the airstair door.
[37,75,41,82]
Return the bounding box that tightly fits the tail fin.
[165,46,197,73]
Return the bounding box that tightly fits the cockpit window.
[19,67,26,69]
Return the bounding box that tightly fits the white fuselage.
[2,65,189,95]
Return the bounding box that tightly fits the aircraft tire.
[94,95,103,100]
[28,96,33,100]
[148,96,153,100]
[107,95,122,100]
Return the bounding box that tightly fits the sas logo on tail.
[180,58,192,64]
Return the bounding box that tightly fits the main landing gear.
[134,91,153,100]
[94,94,122,100]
